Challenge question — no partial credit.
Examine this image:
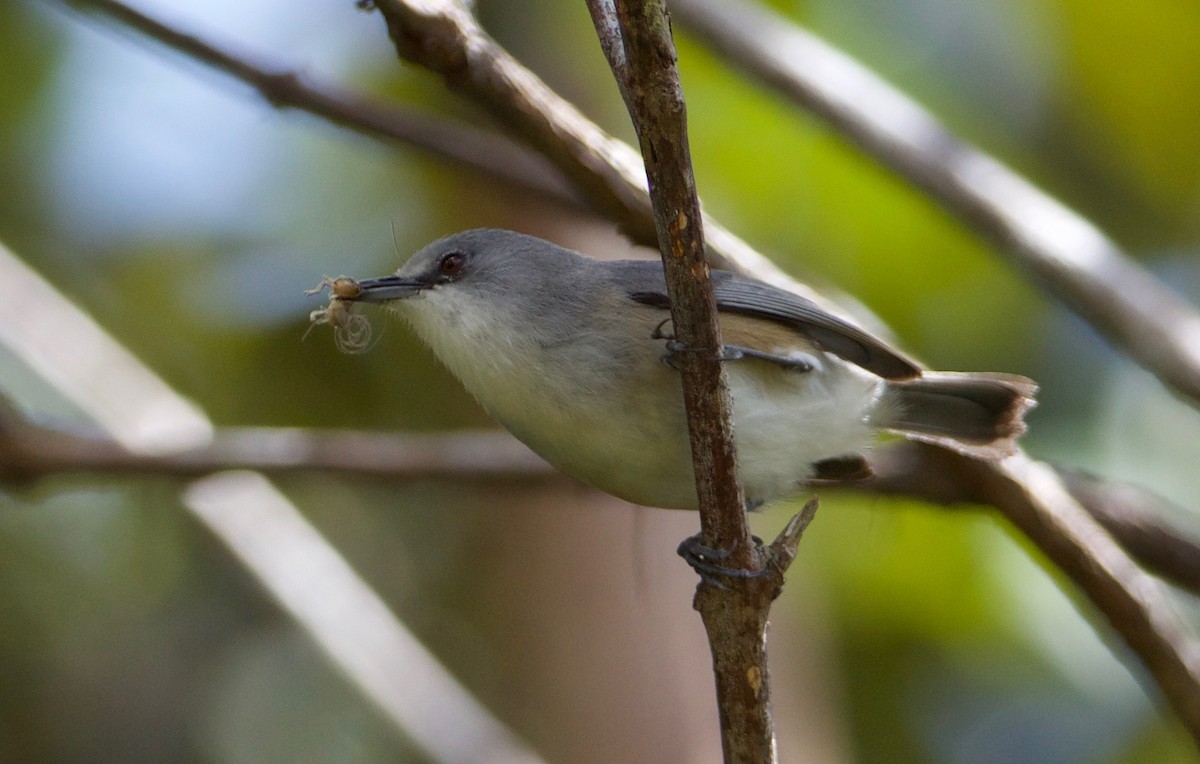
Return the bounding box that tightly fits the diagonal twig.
[368,0,827,299]
[51,0,878,318]
[988,456,1200,736]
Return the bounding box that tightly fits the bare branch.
[55,0,866,313]
[997,457,1200,740]
[5,419,1199,602]
[586,0,748,558]
[1059,471,1200,595]
[0,421,556,483]
[587,1,784,760]
[671,0,1200,409]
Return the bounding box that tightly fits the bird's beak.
[347,275,425,303]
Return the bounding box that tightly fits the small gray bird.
[340,229,1036,509]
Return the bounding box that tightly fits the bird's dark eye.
[438,252,466,278]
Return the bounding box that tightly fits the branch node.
[767,496,820,575]
[257,69,303,107]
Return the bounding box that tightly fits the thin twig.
[55,0,879,315]
[0,421,557,482]
[991,457,1200,739]
[4,419,1198,600]
[672,0,1200,409]
[1059,471,1200,595]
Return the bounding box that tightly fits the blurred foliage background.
[2,0,1199,761]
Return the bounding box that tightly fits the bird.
[328,228,1036,510]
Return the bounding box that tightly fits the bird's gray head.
[351,228,589,312]
[347,228,603,363]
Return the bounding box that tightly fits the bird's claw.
[652,318,812,372]
[676,534,771,590]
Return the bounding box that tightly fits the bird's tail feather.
[875,372,1038,460]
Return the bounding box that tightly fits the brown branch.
[989,459,1200,743]
[55,0,579,207]
[5,420,1199,599]
[371,0,653,237]
[586,1,748,554]
[671,0,1200,410]
[0,421,556,483]
[15,425,1200,740]
[586,1,784,760]
[1059,471,1200,595]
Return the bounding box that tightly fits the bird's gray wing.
[613,261,922,380]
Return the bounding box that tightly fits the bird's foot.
[676,534,771,590]
[652,320,812,372]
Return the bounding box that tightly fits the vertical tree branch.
[588,0,749,564]
[586,2,802,761]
